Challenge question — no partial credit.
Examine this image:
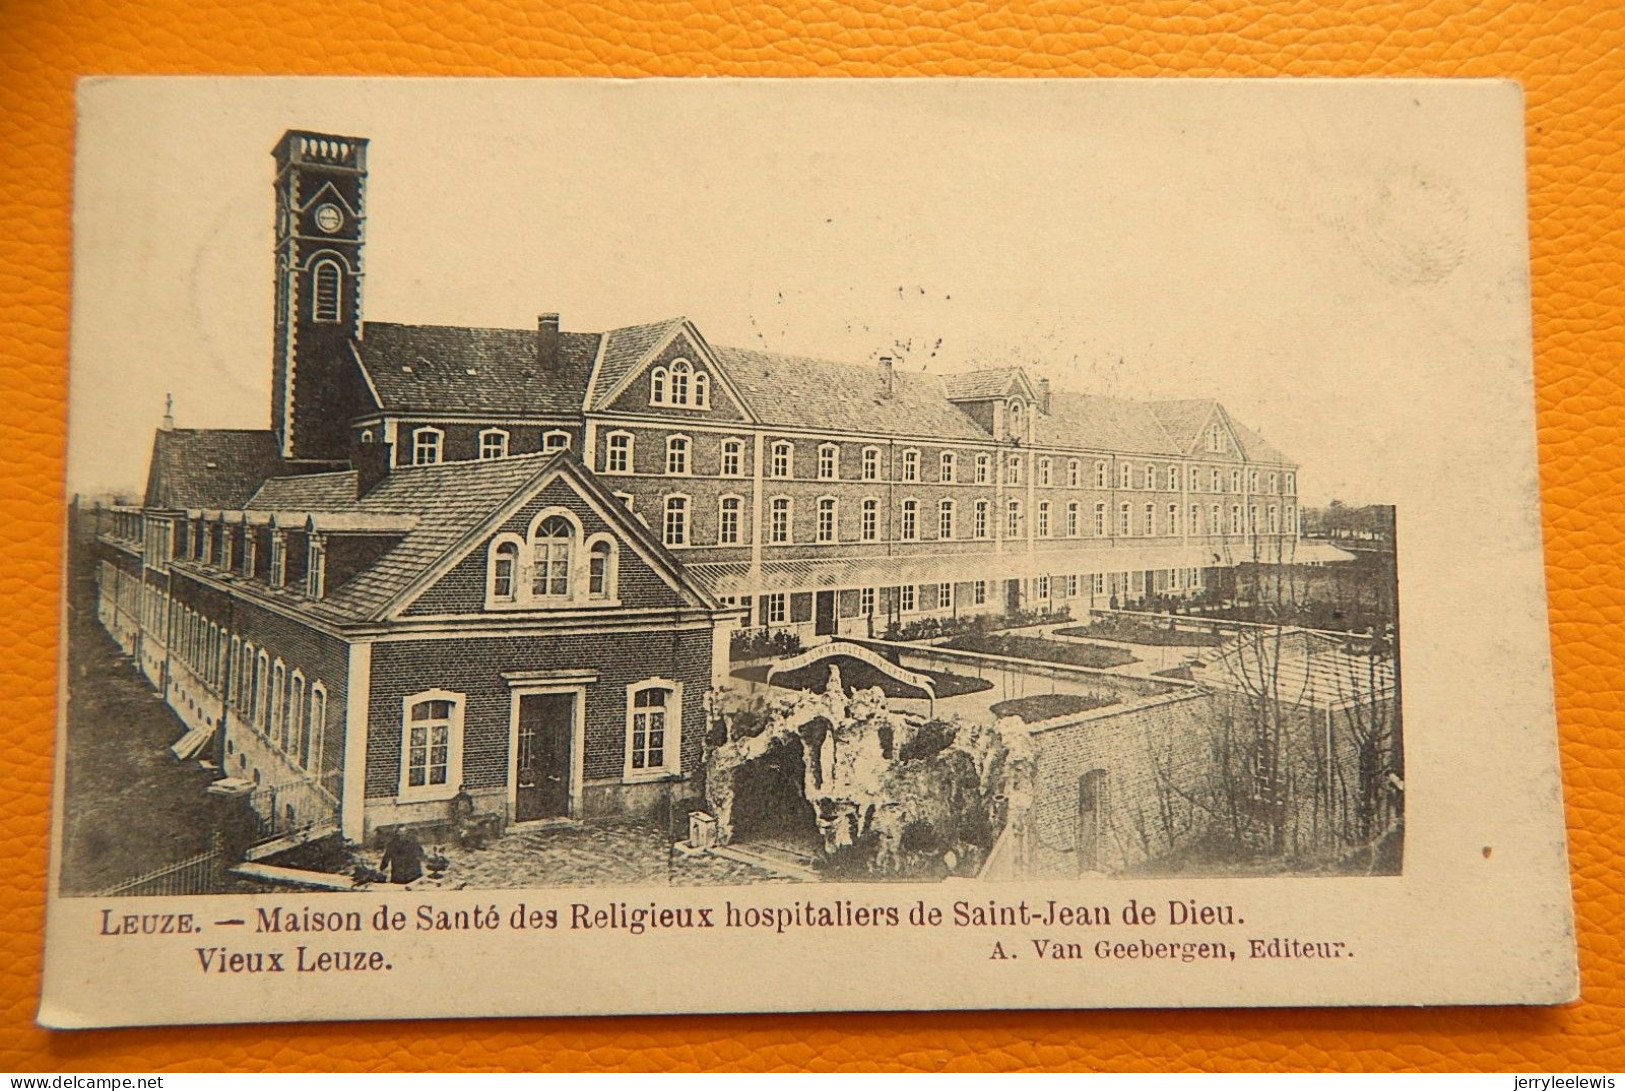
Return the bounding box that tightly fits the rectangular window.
[663,497,688,547]
[1068,459,1081,487]
[1006,456,1022,486]
[629,687,670,772]
[859,587,876,615]
[862,448,880,481]
[973,580,987,606]
[975,455,991,484]
[1212,468,1222,492]
[1038,457,1052,486]
[1095,461,1107,488]
[666,437,689,475]
[765,593,787,625]
[1121,463,1132,489]
[606,433,631,474]
[1067,502,1080,537]
[902,450,919,482]
[817,498,837,543]
[479,431,508,460]
[405,698,455,791]
[1092,573,1105,595]
[974,501,989,539]
[1006,500,1021,538]
[1231,505,1242,535]
[412,429,442,466]
[1145,503,1155,536]
[771,443,792,478]
[900,500,918,541]
[937,582,953,608]
[1036,501,1050,538]
[1189,466,1201,491]
[819,446,838,481]
[900,584,916,612]
[719,497,742,545]
[1169,503,1179,536]
[940,451,956,483]
[861,499,878,541]
[770,498,791,544]
[1120,503,1131,536]
[1094,502,1105,537]
[939,499,954,540]
[1035,575,1050,600]
[721,440,743,477]
[1066,574,1079,597]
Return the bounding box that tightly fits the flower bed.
[1055,616,1224,647]
[731,660,992,699]
[988,693,1119,724]
[938,632,1138,670]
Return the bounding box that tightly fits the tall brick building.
[94,128,1310,845]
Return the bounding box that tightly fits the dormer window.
[479,429,509,460]
[650,358,710,408]
[1207,422,1226,453]
[1006,400,1024,440]
[491,541,519,602]
[412,427,443,466]
[543,430,571,453]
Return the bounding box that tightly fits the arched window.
[360,429,374,444]
[862,447,881,481]
[816,497,838,543]
[479,429,509,460]
[901,449,920,483]
[1068,459,1081,487]
[860,498,878,542]
[532,516,573,597]
[605,431,633,474]
[626,680,681,778]
[254,650,270,733]
[693,372,710,408]
[663,495,689,547]
[818,444,839,481]
[288,672,305,757]
[1006,499,1022,539]
[770,441,793,479]
[270,659,287,746]
[1007,400,1024,438]
[941,451,957,483]
[650,367,668,405]
[542,430,571,452]
[940,499,955,540]
[308,683,326,771]
[974,500,989,539]
[900,499,919,541]
[1121,463,1133,489]
[720,439,744,477]
[1038,457,1052,486]
[1037,501,1051,538]
[311,260,342,322]
[665,435,690,476]
[718,495,743,545]
[670,360,691,406]
[400,691,464,801]
[491,540,520,602]
[412,427,443,466]
[769,497,791,544]
[588,537,616,599]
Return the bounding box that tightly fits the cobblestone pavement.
[348,819,799,890]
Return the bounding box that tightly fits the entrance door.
[814,590,836,636]
[1006,578,1022,614]
[515,692,574,822]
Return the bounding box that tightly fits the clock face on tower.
[313,203,344,233]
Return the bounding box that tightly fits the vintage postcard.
[42,78,1575,1027]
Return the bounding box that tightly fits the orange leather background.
[2,0,1621,1072]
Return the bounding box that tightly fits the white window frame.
[478,428,509,460]
[1067,501,1080,537]
[412,426,443,466]
[1120,463,1133,489]
[974,500,989,540]
[1035,575,1050,601]
[398,689,464,803]
[816,496,839,544]
[605,431,634,474]
[663,494,691,547]
[1094,502,1105,537]
[311,259,343,323]
[1006,455,1023,486]
[939,498,955,540]
[940,451,956,483]
[859,587,876,615]
[973,580,988,606]
[586,533,619,600]
[770,441,794,479]
[769,496,792,544]
[860,498,879,542]
[975,454,991,485]
[1038,456,1052,487]
[1095,461,1107,488]
[900,584,917,613]
[543,430,572,453]
[764,592,788,625]
[818,444,840,481]
[488,537,521,604]
[937,582,953,609]
[901,449,920,483]
[665,434,691,476]
[721,438,745,477]
[624,679,682,781]
[1006,499,1022,539]
[861,446,882,482]
[718,494,744,546]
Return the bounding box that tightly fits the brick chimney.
[1038,378,1052,414]
[879,355,895,397]
[354,441,394,498]
[538,313,560,370]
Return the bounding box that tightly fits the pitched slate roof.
[1226,417,1289,465]
[1194,630,1395,709]
[144,429,285,511]
[1146,399,1217,454]
[355,322,599,416]
[238,451,715,623]
[585,317,688,410]
[942,368,1026,401]
[1031,393,1181,455]
[712,345,993,442]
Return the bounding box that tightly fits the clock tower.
[271,130,369,461]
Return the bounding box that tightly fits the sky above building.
[69,79,1534,508]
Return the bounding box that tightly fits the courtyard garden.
[731,657,992,699]
[987,692,1119,724]
[1055,614,1225,647]
[937,631,1138,670]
